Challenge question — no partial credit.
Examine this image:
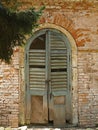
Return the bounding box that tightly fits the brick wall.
[76,9,98,126]
[78,52,98,126]
[0,48,20,127]
[0,0,98,127]
[21,1,98,126]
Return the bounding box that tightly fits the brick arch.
[39,13,86,47]
[34,23,78,125]
[39,13,74,33]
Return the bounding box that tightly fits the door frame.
[25,28,72,125]
[23,24,78,126]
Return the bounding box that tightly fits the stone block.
[5,127,12,130]
[0,127,4,130]
[18,126,27,130]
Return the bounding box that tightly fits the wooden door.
[49,30,71,126]
[26,29,71,126]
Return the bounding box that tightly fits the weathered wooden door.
[26,29,71,126]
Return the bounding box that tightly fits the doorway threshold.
[27,123,75,129]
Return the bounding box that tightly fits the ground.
[1,126,98,130]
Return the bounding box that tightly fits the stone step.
[0,127,98,130]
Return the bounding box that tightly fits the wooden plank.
[26,51,31,124]
[53,96,66,127]
[51,82,67,85]
[29,62,45,65]
[43,93,48,123]
[29,52,45,55]
[30,90,45,95]
[29,53,45,56]
[51,78,67,81]
[51,46,67,49]
[29,74,45,77]
[29,59,45,62]
[51,59,67,62]
[51,74,67,77]
[31,96,48,123]
[29,50,45,53]
[54,96,65,105]
[51,61,67,64]
[30,87,45,90]
[29,71,45,74]
[30,84,45,89]
[51,50,67,54]
[29,68,45,72]
[29,56,45,59]
[29,81,45,85]
[51,44,65,47]
[51,57,67,60]
[51,65,67,67]
[29,72,45,76]
[29,78,45,82]
[52,88,67,91]
[51,71,67,75]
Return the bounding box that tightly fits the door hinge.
[26,53,27,61]
[26,84,28,91]
[69,55,71,62]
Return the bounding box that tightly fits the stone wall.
[0,0,98,128]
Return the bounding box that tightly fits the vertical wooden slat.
[26,52,31,123]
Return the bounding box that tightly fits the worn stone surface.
[27,128,98,130]
[0,127,5,130]
[5,127,12,130]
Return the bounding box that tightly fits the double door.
[26,29,71,126]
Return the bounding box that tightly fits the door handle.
[50,91,52,99]
[45,79,51,84]
[45,79,52,99]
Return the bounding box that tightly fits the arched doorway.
[25,29,72,127]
